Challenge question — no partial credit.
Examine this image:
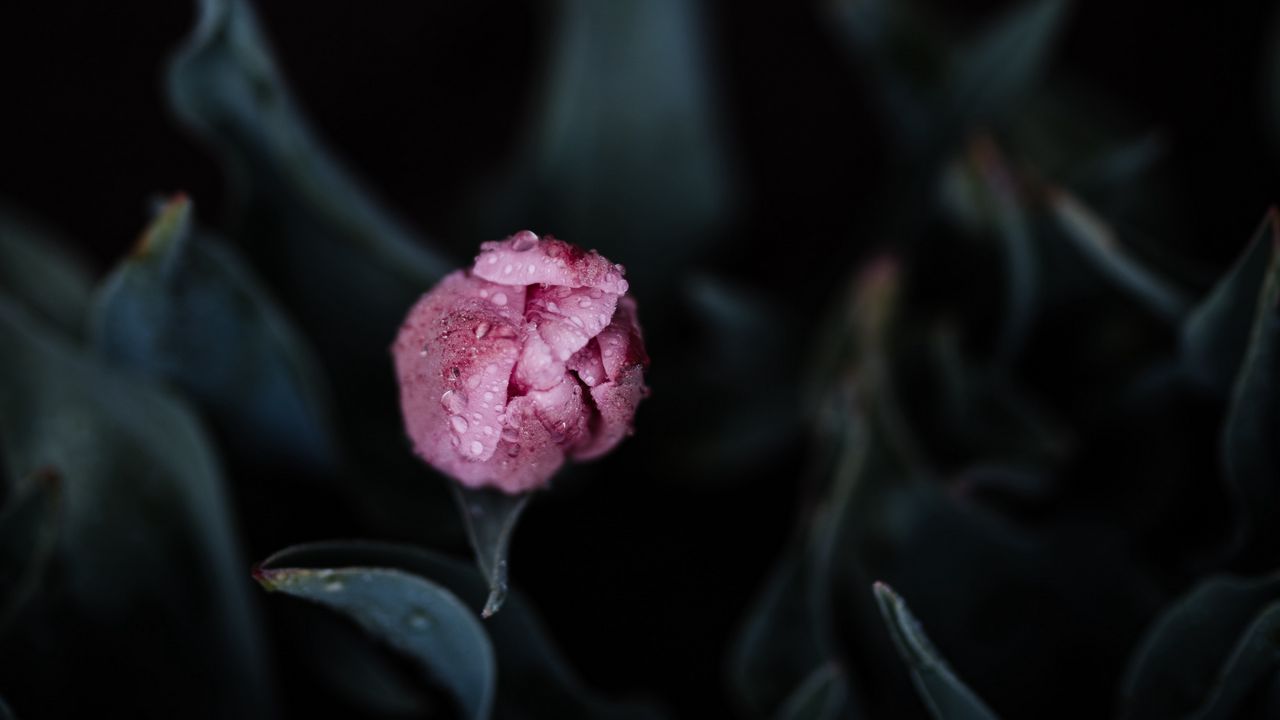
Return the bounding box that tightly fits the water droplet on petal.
[503,264,514,275]
[571,316,585,328]
[487,255,499,265]
[469,440,485,456]
[578,298,592,308]
[441,390,466,414]
[483,391,494,401]
[501,426,520,442]
[450,415,469,433]
[510,231,538,251]
[474,322,490,339]
[482,425,494,436]
[479,288,489,298]
[491,292,508,306]
[547,302,559,313]
[467,374,482,389]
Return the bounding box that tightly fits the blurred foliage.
[2,0,1280,718]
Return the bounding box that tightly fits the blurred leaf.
[1120,572,1280,720]
[0,467,61,630]
[480,0,733,285]
[1182,210,1279,393]
[872,582,1000,720]
[948,0,1070,131]
[256,565,495,720]
[1045,186,1188,322]
[1221,217,1280,550]
[262,540,665,720]
[0,695,13,720]
[0,297,270,717]
[0,203,92,337]
[1191,602,1280,720]
[452,485,531,618]
[774,663,852,720]
[89,194,339,470]
[730,544,829,717]
[167,0,449,469]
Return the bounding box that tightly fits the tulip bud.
[393,231,649,494]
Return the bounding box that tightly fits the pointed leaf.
[873,582,1000,720]
[0,203,92,336]
[0,467,61,629]
[452,484,531,617]
[1046,187,1189,321]
[1181,211,1279,393]
[1222,220,1280,548]
[90,194,339,469]
[483,0,733,285]
[256,566,494,720]
[167,0,450,445]
[1120,572,1280,719]
[1190,602,1280,720]
[261,540,664,720]
[949,0,1070,128]
[0,298,269,717]
[775,663,854,720]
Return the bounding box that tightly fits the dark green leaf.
[949,0,1070,128]
[261,540,665,720]
[479,0,733,286]
[1189,601,1280,720]
[167,0,450,452]
[90,194,339,470]
[0,467,61,630]
[1046,187,1189,322]
[1181,211,1279,393]
[775,663,853,720]
[0,203,92,337]
[872,582,1000,720]
[0,297,270,717]
[452,485,531,617]
[1120,572,1280,719]
[257,565,494,720]
[1222,220,1280,548]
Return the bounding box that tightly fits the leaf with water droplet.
[255,565,495,720]
[872,582,1000,720]
[0,467,61,631]
[260,540,665,719]
[1181,210,1279,394]
[1119,572,1280,720]
[90,194,340,470]
[0,296,270,718]
[451,484,531,617]
[0,202,92,337]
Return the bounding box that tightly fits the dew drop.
[503,264,513,275]
[578,298,592,308]
[469,440,485,456]
[450,415,469,433]
[483,391,494,401]
[479,288,489,298]
[474,322,490,339]
[407,610,433,629]
[467,374,482,389]
[482,425,494,436]
[491,292,508,306]
[547,301,559,313]
[510,231,538,251]
[487,255,499,265]
[440,390,466,414]
[501,426,520,442]
[323,580,345,592]
[571,316,585,328]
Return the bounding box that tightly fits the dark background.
[3,1,1279,717]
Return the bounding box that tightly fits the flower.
[392,231,649,494]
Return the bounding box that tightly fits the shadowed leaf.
[1189,602,1280,720]
[775,663,853,720]
[90,194,339,470]
[261,540,665,720]
[873,582,1000,720]
[256,565,495,720]
[452,485,531,617]
[0,467,61,630]
[0,204,92,337]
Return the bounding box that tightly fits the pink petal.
[513,331,564,392]
[526,375,592,449]
[393,272,521,478]
[566,341,607,387]
[472,230,630,295]
[475,396,566,493]
[595,296,648,382]
[571,365,648,461]
[526,284,619,361]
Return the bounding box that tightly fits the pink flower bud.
[393,231,650,494]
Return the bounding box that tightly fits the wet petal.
[567,341,607,387]
[527,284,619,361]
[393,272,521,475]
[595,296,649,382]
[571,365,648,461]
[472,231,630,295]
[526,375,591,449]
[513,331,564,392]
